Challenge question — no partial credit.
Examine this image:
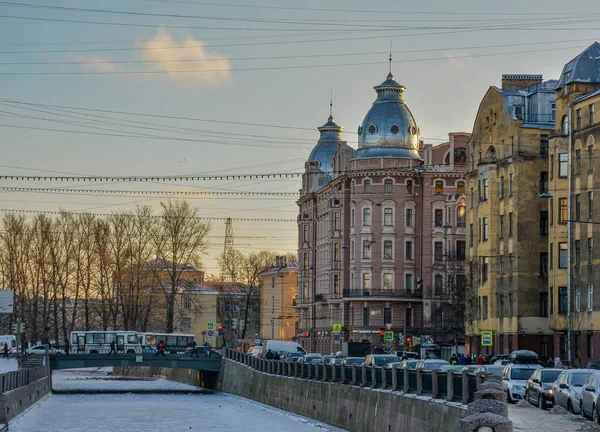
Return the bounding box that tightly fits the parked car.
[551,369,594,414]
[247,346,264,357]
[27,345,65,355]
[439,365,464,373]
[342,357,364,366]
[580,371,600,422]
[502,363,542,403]
[460,365,479,373]
[415,359,450,370]
[587,360,600,370]
[283,352,304,363]
[525,368,561,409]
[323,355,337,365]
[298,353,323,364]
[493,359,511,366]
[398,359,419,369]
[385,362,403,369]
[473,365,505,378]
[363,355,400,367]
[490,354,511,364]
[395,351,419,360]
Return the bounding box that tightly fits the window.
[483,296,488,319]
[509,137,514,155]
[509,294,514,317]
[363,208,371,226]
[500,215,504,238]
[350,240,355,260]
[406,180,413,194]
[589,333,594,360]
[363,307,370,326]
[589,237,594,265]
[435,180,444,195]
[384,307,392,324]
[576,286,581,312]
[470,188,474,208]
[272,295,275,313]
[406,208,413,227]
[272,277,275,288]
[469,224,474,247]
[333,274,339,294]
[576,240,581,266]
[384,179,393,194]
[434,310,443,328]
[550,154,554,180]
[540,252,548,277]
[302,281,308,298]
[434,209,443,227]
[457,181,465,194]
[351,208,355,228]
[550,287,553,315]
[559,243,568,268]
[591,103,595,126]
[333,211,340,230]
[577,108,582,130]
[499,176,505,198]
[589,146,595,172]
[483,217,489,241]
[303,253,308,269]
[383,240,393,260]
[540,172,548,193]
[434,242,443,262]
[514,105,524,120]
[551,102,556,122]
[456,240,466,261]
[457,205,466,227]
[383,273,393,292]
[559,198,568,223]
[362,240,371,259]
[540,293,548,317]
[405,308,412,328]
[499,296,505,317]
[559,287,567,313]
[540,134,549,155]
[540,211,548,235]
[562,115,569,135]
[509,253,514,276]
[589,191,594,219]
[334,243,340,262]
[550,243,553,269]
[182,317,192,330]
[550,198,554,225]
[405,274,413,292]
[576,150,582,175]
[363,179,371,193]
[434,274,443,295]
[482,179,489,200]
[183,298,192,309]
[405,241,413,260]
[508,213,514,236]
[559,153,568,177]
[362,273,371,292]
[508,173,514,196]
[589,284,594,312]
[303,224,309,242]
[384,208,393,226]
[500,255,505,275]
[482,257,489,283]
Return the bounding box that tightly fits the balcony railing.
[478,156,497,165]
[322,293,343,301]
[294,298,312,306]
[342,288,423,299]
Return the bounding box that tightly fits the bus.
[138,333,196,354]
[70,331,142,354]
[0,335,16,353]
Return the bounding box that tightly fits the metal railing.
[342,288,423,299]
[0,366,48,394]
[223,349,484,405]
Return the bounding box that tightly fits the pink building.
[296,70,469,356]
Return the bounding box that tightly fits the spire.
[329,89,333,119]
[389,40,392,75]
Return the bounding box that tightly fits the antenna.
[329,89,333,117]
[222,217,234,282]
[389,40,392,74]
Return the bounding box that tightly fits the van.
[264,340,306,355]
[247,346,264,357]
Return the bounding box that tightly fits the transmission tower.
[222,218,234,281]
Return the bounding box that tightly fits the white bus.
[70,331,142,354]
[0,335,16,353]
[138,333,196,354]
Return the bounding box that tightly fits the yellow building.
[466,74,555,357]
[174,282,219,347]
[548,42,600,365]
[259,257,299,342]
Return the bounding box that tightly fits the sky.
[1,0,600,271]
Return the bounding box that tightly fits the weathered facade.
[548,42,600,365]
[296,68,468,356]
[466,74,556,357]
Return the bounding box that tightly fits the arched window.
[406,180,414,194]
[363,208,371,226]
[457,205,466,227]
[363,179,371,194]
[457,181,465,194]
[562,115,569,135]
[435,180,444,195]
[384,179,393,194]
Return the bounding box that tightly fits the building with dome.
[295,69,469,357]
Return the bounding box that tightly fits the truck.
[342,341,371,357]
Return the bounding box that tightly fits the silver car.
[580,371,600,421]
[551,369,594,414]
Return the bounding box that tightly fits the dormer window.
[368,124,377,134]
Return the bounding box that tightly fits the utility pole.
[222,218,234,282]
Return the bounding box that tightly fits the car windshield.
[345,358,364,365]
[541,371,561,383]
[486,366,505,375]
[572,373,593,386]
[510,368,537,380]
[374,356,398,366]
[306,356,321,362]
[287,353,303,358]
[424,362,447,369]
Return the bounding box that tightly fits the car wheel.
[567,399,573,414]
[525,391,529,404]
[581,401,585,418]
[506,390,512,404]
[538,394,544,410]
[594,404,600,424]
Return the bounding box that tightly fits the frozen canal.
[10,369,344,432]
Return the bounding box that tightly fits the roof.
[572,88,600,105]
[260,261,299,276]
[156,280,218,295]
[556,42,600,88]
[141,258,199,273]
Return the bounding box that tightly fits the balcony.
[322,293,343,301]
[293,298,312,306]
[315,294,325,303]
[478,155,497,165]
[342,288,423,299]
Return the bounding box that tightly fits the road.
[9,369,345,432]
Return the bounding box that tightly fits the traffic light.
[217,323,224,335]
[379,328,385,345]
[406,336,412,347]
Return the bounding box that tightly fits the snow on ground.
[509,404,590,431]
[52,369,200,391]
[0,358,19,373]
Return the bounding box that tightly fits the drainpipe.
[567,102,573,364]
[312,194,318,353]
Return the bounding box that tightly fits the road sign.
[481,331,493,346]
[384,331,394,341]
[332,323,342,333]
[333,334,341,341]
[254,339,260,346]
[207,330,214,337]
[135,356,142,363]
[385,323,392,330]
[206,322,215,331]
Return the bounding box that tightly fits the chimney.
[501,74,543,91]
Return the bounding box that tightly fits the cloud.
[136,27,231,83]
[68,53,124,73]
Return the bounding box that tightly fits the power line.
[0,187,298,197]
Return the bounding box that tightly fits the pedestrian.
[108,340,117,356]
[2,344,8,359]
[477,355,484,365]
[189,340,199,358]
[265,349,274,359]
[458,354,466,365]
[450,354,458,365]
[466,355,472,365]
[64,339,69,356]
[546,357,555,368]
[429,352,437,359]
[273,352,281,361]
[555,357,563,368]
[155,340,165,357]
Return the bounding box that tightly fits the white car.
[502,363,542,402]
[26,345,65,355]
